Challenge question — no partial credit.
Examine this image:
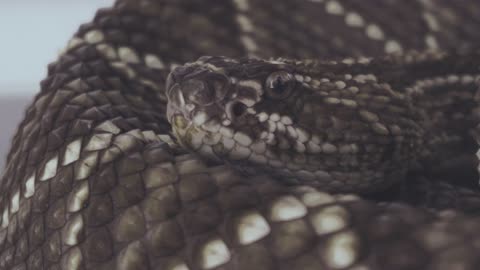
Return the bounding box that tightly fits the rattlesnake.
[2,0,480,269]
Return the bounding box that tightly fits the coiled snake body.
[2,0,480,269]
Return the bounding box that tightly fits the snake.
[2,0,480,269]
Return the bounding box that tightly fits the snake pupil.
[266,71,295,98]
[272,78,285,94]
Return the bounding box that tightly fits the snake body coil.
[2,0,480,269]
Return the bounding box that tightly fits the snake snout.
[166,78,215,126]
[166,65,233,129]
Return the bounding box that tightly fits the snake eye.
[265,71,296,99]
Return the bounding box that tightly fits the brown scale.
[1,0,480,269]
[168,54,480,268]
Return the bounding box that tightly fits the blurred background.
[0,1,114,170]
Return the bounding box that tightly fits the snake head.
[166,56,419,192]
[166,56,297,126]
[166,56,302,160]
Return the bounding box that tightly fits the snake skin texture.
[165,52,480,194]
[2,0,480,269]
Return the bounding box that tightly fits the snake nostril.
[228,102,248,121]
[233,102,247,117]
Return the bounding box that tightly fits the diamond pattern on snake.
[2,0,480,269]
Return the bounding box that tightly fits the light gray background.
[0,1,114,170]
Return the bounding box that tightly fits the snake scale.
[3,0,480,269]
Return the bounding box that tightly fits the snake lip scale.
[3,0,480,269]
